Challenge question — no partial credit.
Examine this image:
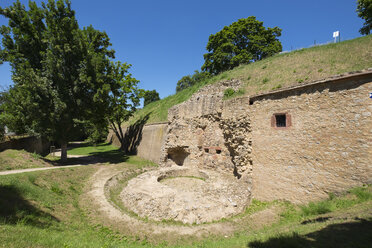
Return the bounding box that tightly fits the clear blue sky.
[0,0,365,98]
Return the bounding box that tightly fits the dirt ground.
[80,164,281,244]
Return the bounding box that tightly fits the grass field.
[128,35,372,125]
[0,145,371,247]
[0,149,51,171]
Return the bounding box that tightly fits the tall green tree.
[176,70,210,92]
[202,16,282,75]
[143,89,160,106]
[0,0,114,160]
[106,61,141,150]
[357,0,372,35]
[176,75,194,92]
[0,89,6,141]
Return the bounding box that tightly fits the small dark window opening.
[276,114,286,127]
[216,149,222,154]
[204,148,209,153]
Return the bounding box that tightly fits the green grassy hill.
[130,35,372,125]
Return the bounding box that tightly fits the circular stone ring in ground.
[120,166,251,224]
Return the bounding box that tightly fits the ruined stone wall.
[250,74,372,203]
[108,70,372,204]
[161,80,253,184]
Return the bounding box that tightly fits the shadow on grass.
[0,185,59,228]
[50,114,152,166]
[47,147,130,166]
[247,218,372,248]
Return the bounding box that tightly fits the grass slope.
[0,149,51,171]
[130,35,372,125]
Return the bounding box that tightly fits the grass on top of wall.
[128,35,372,125]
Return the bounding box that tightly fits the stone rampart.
[249,71,372,203]
[109,70,372,204]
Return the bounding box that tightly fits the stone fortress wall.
[249,72,372,203]
[112,69,372,203]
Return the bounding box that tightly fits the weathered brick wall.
[250,74,372,203]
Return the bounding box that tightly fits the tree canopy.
[143,90,160,106]
[202,16,282,75]
[176,70,210,92]
[0,0,138,160]
[357,0,372,35]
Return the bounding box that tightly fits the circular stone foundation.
[120,166,251,224]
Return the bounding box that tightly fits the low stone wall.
[136,123,168,164]
[107,122,167,164]
[250,72,372,203]
[0,136,50,155]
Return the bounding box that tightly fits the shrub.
[224,88,235,99]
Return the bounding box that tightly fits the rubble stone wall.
[108,71,372,204]
[162,80,253,185]
[250,74,372,203]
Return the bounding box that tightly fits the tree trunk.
[110,120,125,150]
[61,141,68,162]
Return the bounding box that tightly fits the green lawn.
[0,149,51,171]
[66,142,158,166]
[0,146,371,247]
[67,142,119,156]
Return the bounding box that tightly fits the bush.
[86,128,108,145]
[224,88,235,99]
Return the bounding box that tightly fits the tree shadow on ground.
[247,218,372,248]
[48,149,130,166]
[48,113,152,166]
[0,185,59,228]
[48,142,133,165]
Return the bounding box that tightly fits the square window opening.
[276,114,286,127]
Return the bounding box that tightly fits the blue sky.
[0,0,365,98]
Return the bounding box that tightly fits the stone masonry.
[112,69,372,208]
[161,80,253,184]
[249,71,372,203]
